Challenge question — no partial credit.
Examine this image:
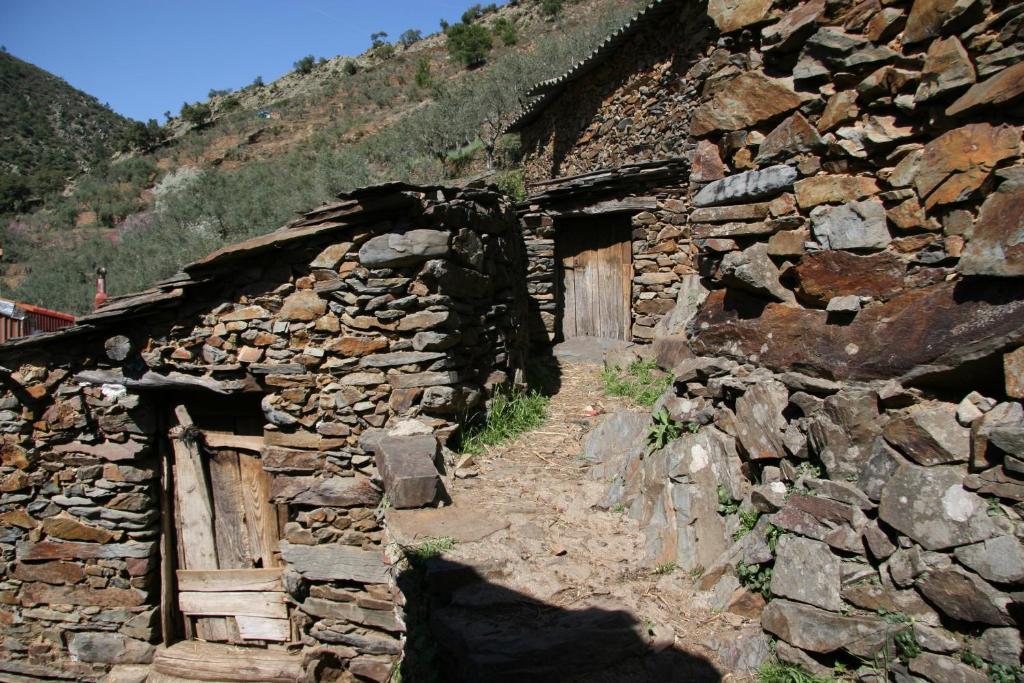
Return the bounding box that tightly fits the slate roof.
[506,0,683,133]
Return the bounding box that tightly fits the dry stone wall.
[0,186,528,681]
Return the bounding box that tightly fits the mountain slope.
[0,50,134,213]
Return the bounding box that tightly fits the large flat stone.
[882,402,970,466]
[358,230,450,267]
[270,474,380,507]
[761,599,887,657]
[959,185,1024,277]
[948,62,1024,116]
[386,506,510,545]
[879,464,998,551]
[792,250,908,307]
[707,0,773,33]
[953,535,1024,584]
[915,37,976,103]
[770,536,842,611]
[916,566,1015,625]
[914,123,1020,210]
[810,198,891,251]
[373,435,443,509]
[279,541,391,583]
[688,279,1024,383]
[691,72,803,136]
[68,632,154,664]
[693,165,798,207]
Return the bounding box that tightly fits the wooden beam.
[176,569,283,593]
[178,591,288,619]
[548,196,657,217]
[157,435,179,645]
[151,640,303,682]
[201,432,263,452]
[75,370,260,395]
[170,406,217,571]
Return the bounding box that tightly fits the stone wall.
[0,186,528,681]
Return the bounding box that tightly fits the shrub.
[293,54,316,74]
[445,22,493,68]
[342,60,359,75]
[398,29,422,47]
[459,387,549,454]
[462,4,485,22]
[207,87,231,99]
[541,0,563,17]
[493,17,519,45]
[252,75,264,88]
[737,561,773,599]
[372,43,396,61]
[493,170,526,201]
[220,95,240,112]
[414,58,434,89]
[179,101,211,128]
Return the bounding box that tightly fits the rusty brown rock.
[914,124,1020,210]
[792,251,906,306]
[20,583,146,608]
[0,470,29,492]
[11,561,85,585]
[794,174,879,209]
[691,71,803,136]
[1006,347,1024,399]
[762,0,825,52]
[707,0,773,33]
[948,62,1024,116]
[755,112,824,164]
[691,140,727,183]
[959,185,1024,277]
[817,90,859,133]
[42,516,119,544]
[0,443,29,469]
[903,0,959,45]
[915,37,975,103]
[689,279,1024,382]
[887,196,935,231]
[0,509,38,529]
[325,335,389,357]
[279,290,327,321]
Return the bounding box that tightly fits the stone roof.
[0,183,462,350]
[506,0,684,133]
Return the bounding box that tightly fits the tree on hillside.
[370,32,388,48]
[493,17,518,45]
[415,58,434,89]
[541,0,563,17]
[462,54,535,169]
[180,101,212,129]
[446,22,494,68]
[119,118,164,152]
[293,54,316,74]
[399,29,422,48]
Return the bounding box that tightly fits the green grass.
[403,536,456,562]
[459,387,549,455]
[602,360,672,407]
[652,562,677,576]
[758,661,834,683]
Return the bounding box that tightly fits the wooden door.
[557,216,633,340]
[169,404,291,645]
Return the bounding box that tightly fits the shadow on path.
[397,557,722,683]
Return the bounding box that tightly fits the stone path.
[389,346,758,682]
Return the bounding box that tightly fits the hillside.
[0,0,647,314]
[0,50,134,215]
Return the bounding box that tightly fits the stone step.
[149,641,302,682]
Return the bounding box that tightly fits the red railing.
[0,301,75,342]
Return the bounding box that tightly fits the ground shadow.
[397,557,722,683]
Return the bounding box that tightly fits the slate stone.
[279,290,327,322]
[807,390,881,482]
[792,250,906,307]
[270,475,381,507]
[953,535,1024,584]
[755,112,824,163]
[693,165,799,207]
[761,599,887,657]
[581,410,649,479]
[882,403,970,466]
[734,380,790,460]
[916,566,1014,625]
[903,0,959,44]
[972,402,1024,470]
[373,435,443,509]
[972,628,1023,667]
[68,632,154,664]
[419,259,492,299]
[959,185,1024,277]
[948,62,1024,116]
[794,174,879,209]
[359,351,446,368]
[810,198,891,251]
[720,242,796,304]
[768,493,867,553]
[914,123,1020,210]
[915,37,976,103]
[770,536,843,611]
[909,653,988,683]
[691,72,803,136]
[761,0,824,53]
[358,230,450,268]
[707,0,773,33]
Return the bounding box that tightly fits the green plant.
[794,463,822,479]
[541,0,564,18]
[962,650,986,669]
[733,509,761,541]
[893,628,921,661]
[601,360,672,407]
[986,498,1005,517]
[717,485,740,515]
[611,503,626,513]
[988,663,1024,683]
[180,101,212,128]
[738,561,773,599]
[494,169,526,201]
[399,29,422,47]
[342,60,359,75]
[404,536,456,563]
[646,408,683,455]
[414,58,434,90]
[652,562,677,576]
[446,22,494,68]
[757,661,833,683]
[765,523,782,552]
[459,387,549,455]
[293,54,316,74]
[252,75,264,88]
[493,17,519,45]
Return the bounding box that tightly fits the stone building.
[0,184,528,680]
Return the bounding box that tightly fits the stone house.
[0,184,528,681]
[510,0,1024,367]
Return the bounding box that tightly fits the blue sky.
[0,1,502,122]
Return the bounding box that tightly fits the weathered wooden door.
[169,403,291,644]
[557,216,633,340]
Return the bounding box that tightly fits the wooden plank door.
[169,404,290,645]
[557,216,632,341]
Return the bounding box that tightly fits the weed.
[404,536,456,563]
[652,562,677,576]
[733,509,761,542]
[986,498,1005,517]
[689,566,705,580]
[757,661,834,683]
[794,463,822,479]
[602,360,672,407]
[493,169,526,201]
[646,408,684,455]
[989,662,1024,683]
[765,523,782,552]
[893,628,921,661]
[717,485,740,515]
[737,561,773,599]
[459,387,549,455]
[611,503,626,513]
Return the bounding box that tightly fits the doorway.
[556,215,633,341]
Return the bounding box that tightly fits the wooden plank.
[209,451,251,569]
[578,237,599,337]
[238,454,280,568]
[151,640,303,682]
[170,437,217,570]
[620,227,633,341]
[197,618,230,642]
[235,616,290,642]
[201,432,263,452]
[176,569,283,592]
[179,591,287,619]
[158,436,179,645]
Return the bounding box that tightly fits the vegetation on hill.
[0,50,134,215]
[1,0,647,313]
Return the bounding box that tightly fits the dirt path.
[389,354,756,681]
